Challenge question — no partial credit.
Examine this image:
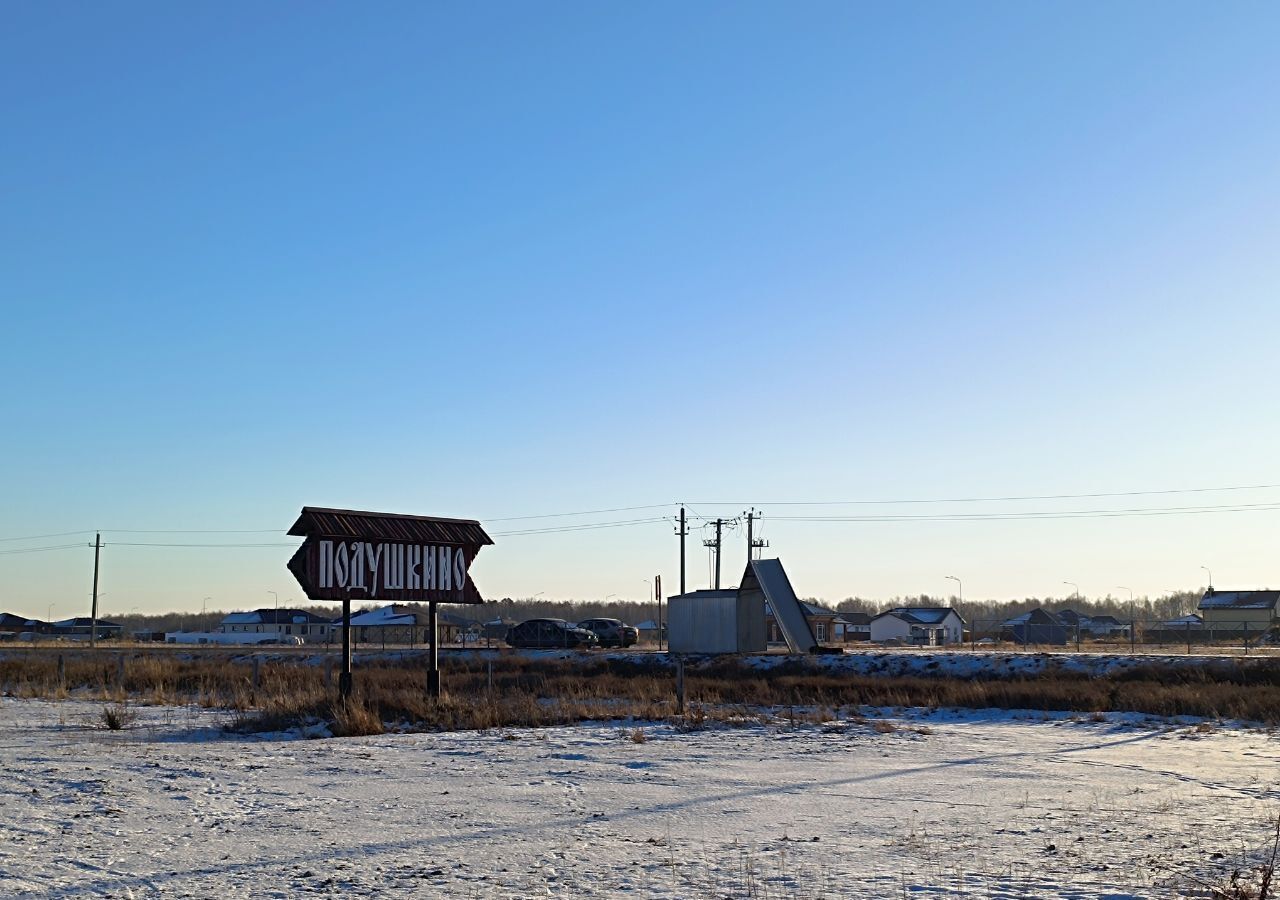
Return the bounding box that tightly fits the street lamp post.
[1117,586,1135,652]
[945,575,967,649]
[1063,581,1080,650]
[267,590,279,611]
[1200,566,1213,590]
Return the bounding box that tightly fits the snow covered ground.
[1,699,1277,898]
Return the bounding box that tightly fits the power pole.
[675,507,687,596]
[90,532,102,648]
[655,574,663,651]
[703,518,726,589]
[745,507,767,563]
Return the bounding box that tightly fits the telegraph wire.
[0,543,87,556]
[484,504,673,523]
[0,530,95,544]
[771,501,1280,523]
[687,482,1280,507]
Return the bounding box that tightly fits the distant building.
[0,613,45,639]
[218,609,332,643]
[1000,608,1067,646]
[1197,588,1280,632]
[869,608,965,645]
[50,617,124,641]
[337,604,471,645]
[764,601,862,644]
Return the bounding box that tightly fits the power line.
[484,504,673,523]
[108,542,297,548]
[492,517,669,537]
[0,530,95,544]
[687,482,1280,507]
[771,501,1280,523]
[0,543,87,556]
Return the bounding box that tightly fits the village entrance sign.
[287,507,494,697]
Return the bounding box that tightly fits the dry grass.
[3,649,1280,735]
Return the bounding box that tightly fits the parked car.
[576,618,639,648]
[505,618,599,650]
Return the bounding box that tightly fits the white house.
[869,607,965,645]
[218,609,333,643]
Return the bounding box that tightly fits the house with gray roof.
[218,608,333,643]
[1197,588,1280,633]
[869,607,964,645]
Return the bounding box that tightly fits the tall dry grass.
[2,649,1279,733]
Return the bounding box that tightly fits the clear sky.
[2,2,1278,619]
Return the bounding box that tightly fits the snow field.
[0,698,1277,898]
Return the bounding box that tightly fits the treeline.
[835,590,1203,625]
[87,590,1205,635]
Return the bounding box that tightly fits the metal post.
[713,519,723,589]
[116,654,125,690]
[339,598,353,699]
[252,655,261,701]
[427,601,440,698]
[1186,619,1191,655]
[656,574,663,652]
[677,507,687,597]
[57,654,65,690]
[1244,620,1249,655]
[675,656,685,715]
[90,533,102,649]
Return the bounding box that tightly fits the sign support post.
[340,597,353,700]
[427,600,440,698]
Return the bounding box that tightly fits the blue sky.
[2,3,1278,618]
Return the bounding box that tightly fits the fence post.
[1243,621,1249,655]
[1186,620,1192,655]
[252,655,261,700]
[675,656,685,716]
[57,654,65,690]
[486,659,494,697]
[117,654,126,690]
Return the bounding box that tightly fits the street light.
[1201,566,1213,590]
[1117,586,1135,650]
[267,590,278,611]
[945,575,962,603]
[1064,581,1081,650]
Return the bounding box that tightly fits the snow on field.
[1,699,1277,898]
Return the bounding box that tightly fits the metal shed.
[667,588,766,655]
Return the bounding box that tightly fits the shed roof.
[1198,589,1280,610]
[287,507,493,546]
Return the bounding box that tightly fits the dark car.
[576,618,639,648]
[505,618,599,650]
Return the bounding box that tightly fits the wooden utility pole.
[655,574,663,651]
[675,507,687,596]
[703,518,726,589]
[744,508,767,563]
[89,532,102,648]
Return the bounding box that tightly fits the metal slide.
[740,559,816,654]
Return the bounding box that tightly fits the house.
[1084,615,1129,637]
[1000,608,1067,646]
[765,600,845,645]
[836,611,872,642]
[1197,588,1280,633]
[337,604,471,645]
[218,609,332,643]
[50,617,124,641]
[869,607,965,645]
[0,613,45,639]
[1162,613,1204,629]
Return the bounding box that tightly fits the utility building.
[667,559,816,655]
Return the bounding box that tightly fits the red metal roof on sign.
[287,507,494,546]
